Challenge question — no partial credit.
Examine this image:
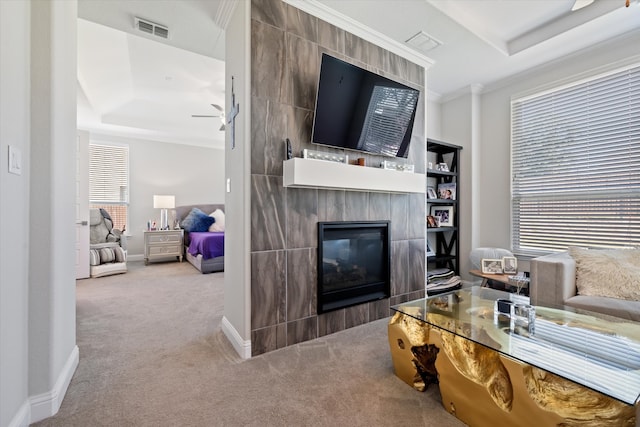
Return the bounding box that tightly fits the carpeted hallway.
[33,261,464,426]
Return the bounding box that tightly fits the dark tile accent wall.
[250,0,426,356]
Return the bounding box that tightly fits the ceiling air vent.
[405,31,442,54]
[134,17,169,39]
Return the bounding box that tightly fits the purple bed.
[187,232,224,260]
[174,204,225,274]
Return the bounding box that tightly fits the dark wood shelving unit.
[426,138,462,274]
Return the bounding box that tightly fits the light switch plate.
[8,145,22,175]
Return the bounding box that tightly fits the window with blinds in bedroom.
[511,63,640,257]
[89,143,129,231]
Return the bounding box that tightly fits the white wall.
[440,93,474,281]
[439,31,640,277]
[2,2,80,426]
[28,1,79,423]
[0,1,31,425]
[426,97,442,140]
[87,134,225,257]
[221,0,252,358]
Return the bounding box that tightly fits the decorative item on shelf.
[426,240,436,256]
[437,182,456,200]
[426,215,438,228]
[481,258,503,274]
[502,256,518,274]
[427,187,437,199]
[436,162,449,172]
[428,161,433,170]
[357,157,366,166]
[286,138,293,160]
[381,160,415,173]
[302,148,348,164]
[153,195,175,231]
[508,272,530,295]
[430,205,453,227]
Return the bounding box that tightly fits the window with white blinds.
[89,143,129,230]
[511,64,640,256]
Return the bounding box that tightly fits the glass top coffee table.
[389,286,640,425]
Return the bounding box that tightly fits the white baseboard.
[127,254,144,262]
[7,399,30,427]
[29,345,79,424]
[221,316,251,359]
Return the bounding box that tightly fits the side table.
[144,229,184,265]
[469,269,529,295]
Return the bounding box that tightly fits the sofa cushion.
[90,249,101,266]
[113,246,126,262]
[569,247,640,301]
[99,247,116,263]
[566,295,640,322]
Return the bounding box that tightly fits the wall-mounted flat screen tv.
[311,54,420,158]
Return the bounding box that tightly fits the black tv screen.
[311,54,420,158]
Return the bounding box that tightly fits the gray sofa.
[530,252,640,321]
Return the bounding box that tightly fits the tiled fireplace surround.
[250,0,426,356]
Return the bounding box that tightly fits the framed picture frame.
[502,256,518,274]
[481,258,503,274]
[437,183,456,200]
[426,215,438,228]
[427,186,438,199]
[426,240,435,257]
[430,206,453,227]
[436,162,449,172]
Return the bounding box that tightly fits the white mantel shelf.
[283,158,425,194]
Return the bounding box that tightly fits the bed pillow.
[569,246,640,301]
[208,209,225,232]
[181,208,215,232]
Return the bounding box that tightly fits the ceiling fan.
[192,104,226,131]
[572,0,632,10]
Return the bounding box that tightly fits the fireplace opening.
[317,221,390,313]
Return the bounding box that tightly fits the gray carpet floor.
[33,261,465,426]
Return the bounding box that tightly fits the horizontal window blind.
[511,64,640,256]
[89,143,129,230]
[89,143,129,204]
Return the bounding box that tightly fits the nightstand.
[144,229,184,265]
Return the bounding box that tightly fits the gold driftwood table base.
[388,311,637,427]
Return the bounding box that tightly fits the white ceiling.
[77,0,229,149]
[77,0,640,148]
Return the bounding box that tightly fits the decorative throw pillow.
[208,209,226,232]
[181,207,215,232]
[569,246,640,301]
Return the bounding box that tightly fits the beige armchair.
[89,208,127,278]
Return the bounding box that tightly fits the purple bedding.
[187,232,224,260]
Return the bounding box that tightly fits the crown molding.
[283,0,434,70]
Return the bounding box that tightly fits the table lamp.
[153,195,175,230]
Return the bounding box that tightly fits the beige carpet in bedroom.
[33,261,463,427]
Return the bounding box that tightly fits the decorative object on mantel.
[285,138,293,160]
[153,195,175,230]
[381,159,415,173]
[302,148,348,164]
[227,76,240,150]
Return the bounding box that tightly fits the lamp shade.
[153,195,175,209]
